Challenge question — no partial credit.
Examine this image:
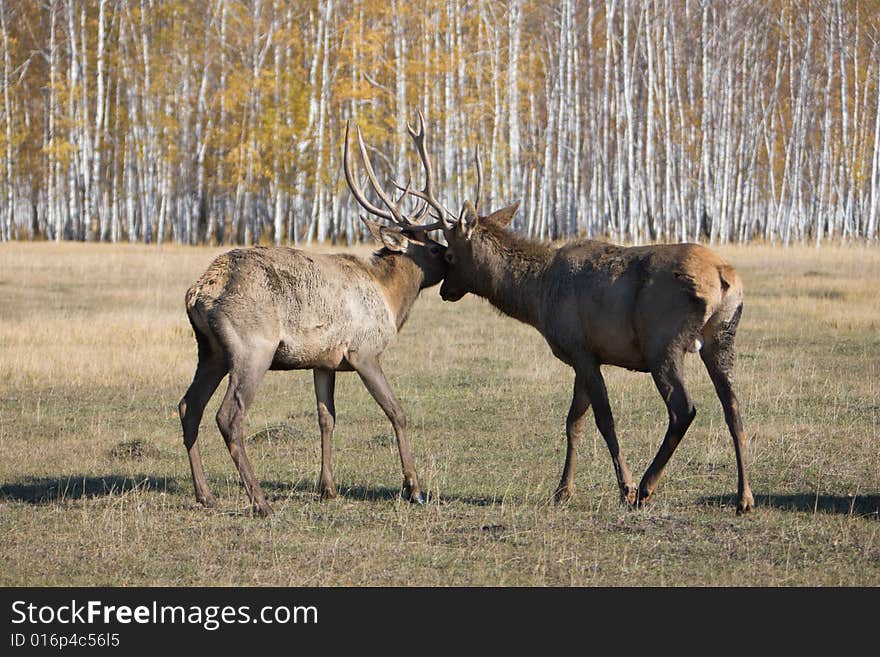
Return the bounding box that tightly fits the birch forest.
[1,0,879,246]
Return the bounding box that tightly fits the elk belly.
[269,339,311,370]
[270,331,349,371]
[584,319,649,371]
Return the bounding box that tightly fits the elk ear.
[459,201,479,239]
[361,217,384,242]
[484,200,521,228]
[378,226,409,252]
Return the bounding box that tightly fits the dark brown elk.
[366,118,755,515]
[177,122,446,517]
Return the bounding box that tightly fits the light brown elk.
[177,122,446,517]
[370,117,754,514]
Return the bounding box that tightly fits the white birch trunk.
[699,1,712,242]
[816,9,834,246]
[209,0,228,243]
[508,0,522,199]
[661,0,676,241]
[391,0,407,175]
[272,1,283,245]
[47,2,59,240]
[78,1,92,240]
[834,0,849,239]
[868,54,880,241]
[138,0,154,243]
[622,0,636,241]
[0,0,13,240]
[89,0,106,242]
[66,0,79,240]
[312,0,332,242]
[489,15,502,210]
[644,0,657,241]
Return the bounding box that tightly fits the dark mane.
[477,221,556,266]
[464,222,554,326]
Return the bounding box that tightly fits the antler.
[394,111,457,231]
[397,116,484,233]
[343,120,425,228]
[474,144,483,213]
[345,111,480,233]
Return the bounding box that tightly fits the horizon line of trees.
[0,0,879,248]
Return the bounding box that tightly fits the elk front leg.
[583,366,637,506]
[313,369,338,499]
[353,356,424,504]
[554,373,591,503]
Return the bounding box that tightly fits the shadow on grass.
[0,475,181,505]
[262,479,501,506]
[0,474,507,509]
[699,492,880,519]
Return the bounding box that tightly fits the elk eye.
[444,252,455,264]
[430,246,442,256]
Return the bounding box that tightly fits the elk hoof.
[319,484,338,500]
[553,486,573,504]
[253,501,274,518]
[197,493,218,509]
[621,485,638,507]
[402,485,425,505]
[736,491,755,515]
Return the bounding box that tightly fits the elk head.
[361,215,447,288]
[343,117,448,288]
[437,200,521,302]
[388,128,521,303]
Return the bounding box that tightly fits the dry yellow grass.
[0,241,878,586]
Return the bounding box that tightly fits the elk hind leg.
[215,346,275,517]
[179,355,227,508]
[179,321,228,508]
[701,304,754,514]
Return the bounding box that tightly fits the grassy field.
[0,240,878,586]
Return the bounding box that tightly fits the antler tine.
[405,110,457,226]
[393,178,411,207]
[403,219,445,233]
[390,177,431,222]
[405,109,425,142]
[402,208,446,233]
[474,144,483,213]
[412,202,431,222]
[391,177,422,214]
[355,125,411,227]
[343,121,397,224]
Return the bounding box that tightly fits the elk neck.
[369,250,425,331]
[467,224,553,331]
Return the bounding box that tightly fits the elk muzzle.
[439,280,466,302]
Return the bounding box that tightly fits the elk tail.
[698,263,744,369]
[702,279,743,376]
[718,263,741,296]
[185,285,216,359]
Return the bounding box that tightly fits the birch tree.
[0,0,878,246]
